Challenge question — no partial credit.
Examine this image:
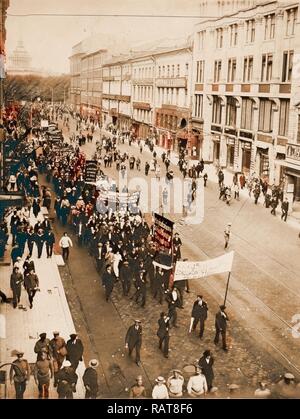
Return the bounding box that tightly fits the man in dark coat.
[41,216,51,233]
[66,333,84,371]
[214,305,229,351]
[157,312,170,358]
[10,266,23,308]
[153,268,165,304]
[133,272,146,307]
[190,295,208,339]
[125,320,142,366]
[281,198,289,222]
[56,361,78,399]
[26,228,35,256]
[119,260,132,296]
[102,265,115,302]
[83,359,99,399]
[24,268,39,309]
[35,229,45,259]
[44,228,55,258]
[198,350,214,391]
[9,351,30,399]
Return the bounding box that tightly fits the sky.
[5,0,204,75]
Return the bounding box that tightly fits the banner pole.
[223,271,231,306]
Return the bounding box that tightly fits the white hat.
[63,360,72,367]
[284,373,295,380]
[155,376,166,384]
[89,359,99,368]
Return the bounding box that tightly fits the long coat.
[125,325,142,350]
[66,339,84,363]
[215,310,229,332]
[191,300,208,321]
[198,356,214,388]
[157,318,169,340]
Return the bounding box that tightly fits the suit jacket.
[66,339,84,362]
[125,325,142,348]
[191,300,208,320]
[198,356,214,384]
[44,232,55,245]
[157,318,169,339]
[24,273,39,290]
[215,311,229,331]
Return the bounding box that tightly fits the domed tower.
[8,40,32,73]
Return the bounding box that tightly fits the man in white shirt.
[187,366,208,397]
[167,370,184,397]
[59,232,73,262]
[152,376,169,399]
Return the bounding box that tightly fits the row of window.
[198,7,298,50]
[134,109,153,124]
[156,113,179,131]
[133,85,153,102]
[194,95,290,137]
[195,50,294,83]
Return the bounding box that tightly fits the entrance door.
[242,148,251,174]
[214,142,220,162]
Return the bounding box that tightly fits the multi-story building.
[153,45,195,153]
[69,42,86,113]
[131,56,155,138]
[102,54,132,131]
[192,0,300,202]
[0,0,9,53]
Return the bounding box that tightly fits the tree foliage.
[4,74,71,103]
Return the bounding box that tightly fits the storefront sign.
[156,77,187,88]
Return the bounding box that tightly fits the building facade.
[192,0,300,200]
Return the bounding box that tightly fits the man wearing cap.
[125,320,143,366]
[214,305,229,351]
[66,333,84,371]
[82,359,99,399]
[129,375,147,398]
[56,361,78,399]
[190,295,208,339]
[187,366,208,397]
[50,332,67,386]
[33,351,54,399]
[254,382,271,398]
[119,259,132,296]
[152,376,169,399]
[157,312,170,358]
[9,351,30,399]
[34,333,52,360]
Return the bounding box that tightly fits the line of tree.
[4,74,71,104]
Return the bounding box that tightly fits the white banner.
[174,251,234,282]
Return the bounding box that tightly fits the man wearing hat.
[198,350,214,391]
[187,366,208,397]
[157,312,170,358]
[41,215,51,234]
[44,228,55,258]
[167,370,184,397]
[102,264,115,302]
[33,351,54,399]
[152,376,169,399]
[66,333,84,371]
[56,361,78,399]
[129,375,147,398]
[119,259,132,296]
[50,332,67,386]
[10,266,24,309]
[34,333,52,360]
[35,228,46,259]
[190,295,208,339]
[9,351,30,399]
[214,305,229,351]
[125,320,143,366]
[82,359,99,399]
[24,268,39,309]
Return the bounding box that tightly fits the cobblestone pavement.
[47,117,300,398]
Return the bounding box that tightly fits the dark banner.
[85,160,98,183]
[153,213,174,254]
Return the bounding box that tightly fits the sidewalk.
[0,213,86,399]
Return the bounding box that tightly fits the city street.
[44,117,300,397]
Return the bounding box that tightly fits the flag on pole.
[174,251,234,282]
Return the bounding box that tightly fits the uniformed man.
[66,333,84,371]
[214,305,229,351]
[83,359,99,399]
[190,295,208,339]
[34,333,52,360]
[125,320,143,366]
[9,351,30,399]
[33,351,54,399]
[129,375,147,398]
[56,360,78,399]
